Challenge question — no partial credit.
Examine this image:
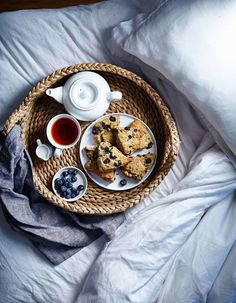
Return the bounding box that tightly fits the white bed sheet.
[0,1,236,302]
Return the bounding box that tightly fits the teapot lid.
[70,79,99,111]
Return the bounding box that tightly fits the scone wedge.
[121,153,156,180]
[96,142,131,172]
[85,160,116,182]
[114,120,153,155]
[84,145,116,182]
[92,115,120,145]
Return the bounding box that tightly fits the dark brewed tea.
[51,117,79,146]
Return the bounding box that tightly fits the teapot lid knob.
[70,80,99,110]
[79,90,88,100]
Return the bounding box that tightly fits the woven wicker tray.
[3,63,179,215]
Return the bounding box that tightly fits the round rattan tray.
[3,63,179,215]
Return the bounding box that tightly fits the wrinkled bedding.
[0,1,236,302]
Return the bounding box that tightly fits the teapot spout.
[46,87,63,104]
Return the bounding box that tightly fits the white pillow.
[111,0,236,165]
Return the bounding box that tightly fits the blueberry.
[66,177,72,183]
[64,180,69,187]
[60,191,66,198]
[65,194,71,199]
[68,169,74,175]
[74,189,80,196]
[71,193,76,198]
[128,135,132,140]
[109,116,116,122]
[124,126,130,131]
[145,158,152,164]
[78,184,85,191]
[55,182,61,189]
[61,178,67,186]
[104,158,110,164]
[71,187,77,194]
[92,126,99,135]
[66,188,72,194]
[71,176,77,183]
[147,142,153,149]
[55,178,63,186]
[60,186,67,192]
[104,147,110,154]
[71,170,77,175]
[60,178,65,185]
[67,182,73,188]
[120,179,127,186]
[62,171,69,177]
[101,122,110,130]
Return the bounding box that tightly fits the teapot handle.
[107,91,122,102]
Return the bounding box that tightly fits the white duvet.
[0,1,236,302]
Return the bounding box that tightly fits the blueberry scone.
[85,160,116,182]
[121,152,156,180]
[84,145,97,160]
[92,115,120,144]
[114,120,153,155]
[96,142,131,172]
[84,145,116,182]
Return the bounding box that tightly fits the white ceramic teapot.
[46,71,122,121]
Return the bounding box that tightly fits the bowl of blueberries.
[52,166,87,202]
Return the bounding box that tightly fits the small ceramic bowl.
[52,166,87,202]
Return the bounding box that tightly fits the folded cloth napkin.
[0,125,124,264]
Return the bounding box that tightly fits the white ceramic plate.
[52,166,87,201]
[79,113,157,191]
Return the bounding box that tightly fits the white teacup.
[46,114,81,157]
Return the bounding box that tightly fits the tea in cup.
[46,114,81,157]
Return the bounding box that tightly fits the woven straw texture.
[3,63,179,215]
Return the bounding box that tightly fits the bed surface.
[1,1,236,302]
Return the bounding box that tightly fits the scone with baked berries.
[92,115,120,145]
[121,152,156,180]
[96,142,131,172]
[113,119,153,155]
[84,145,97,160]
[84,145,116,182]
[85,160,116,182]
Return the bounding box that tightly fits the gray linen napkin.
[0,125,124,264]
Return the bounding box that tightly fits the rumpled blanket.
[0,125,124,264]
